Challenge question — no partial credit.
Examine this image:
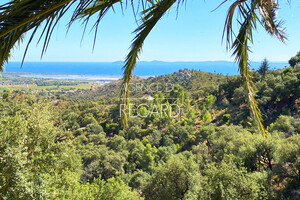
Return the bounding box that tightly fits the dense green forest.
[0,62,299,199]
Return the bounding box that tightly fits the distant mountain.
[5,61,288,76]
[112,61,123,65]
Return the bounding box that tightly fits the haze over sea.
[5,61,288,76]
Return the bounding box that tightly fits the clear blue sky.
[10,0,300,62]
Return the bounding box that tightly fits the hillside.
[0,65,299,199]
[65,69,227,100]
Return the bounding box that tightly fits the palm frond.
[0,0,75,70]
[0,0,127,70]
[121,0,177,128]
[73,0,123,50]
[223,0,288,136]
[224,0,266,136]
[222,0,246,49]
[257,0,287,42]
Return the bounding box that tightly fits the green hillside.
[0,64,299,199]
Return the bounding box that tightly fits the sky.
[9,0,300,62]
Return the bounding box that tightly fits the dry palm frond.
[257,0,287,42]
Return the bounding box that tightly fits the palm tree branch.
[0,0,76,70]
[121,0,177,128]
[0,0,73,39]
[230,1,266,136]
[257,0,287,42]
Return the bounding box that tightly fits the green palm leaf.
[121,0,177,128]
[232,2,265,136]
[0,0,76,70]
[0,0,124,69]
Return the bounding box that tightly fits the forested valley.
[1,62,300,200]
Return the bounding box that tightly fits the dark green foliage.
[143,155,201,200]
[258,58,270,78]
[222,114,231,123]
[202,157,271,200]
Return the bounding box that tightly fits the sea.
[4,61,288,79]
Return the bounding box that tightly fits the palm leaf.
[121,0,177,128]
[74,0,123,50]
[0,0,124,70]
[224,1,265,136]
[0,0,75,70]
[257,0,287,42]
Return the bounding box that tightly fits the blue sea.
[4,61,288,76]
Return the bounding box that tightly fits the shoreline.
[11,72,152,81]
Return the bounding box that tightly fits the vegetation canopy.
[0,63,299,199]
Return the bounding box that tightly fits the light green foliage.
[126,139,144,172]
[91,177,143,200]
[80,144,127,181]
[203,95,216,110]
[273,135,300,197]
[0,102,61,199]
[202,111,212,124]
[127,125,144,140]
[208,125,279,172]
[169,84,185,104]
[140,144,157,172]
[62,111,80,130]
[86,123,104,135]
[197,124,216,141]
[138,105,148,118]
[232,86,247,105]
[128,170,151,191]
[270,115,295,135]
[88,133,107,145]
[49,175,143,200]
[165,123,196,149]
[80,113,97,127]
[108,135,127,152]
[186,108,197,125]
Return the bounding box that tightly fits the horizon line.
[9,60,288,63]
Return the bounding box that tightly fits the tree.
[289,57,298,68]
[80,144,127,181]
[86,123,104,135]
[140,143,157,172]
[203,94,216,111]
[273,135,300,198]
[202,157,270,200]
[288,51,300,68]
[143,155,201,200]
[0,102,83,199]
[258,58,270,78]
